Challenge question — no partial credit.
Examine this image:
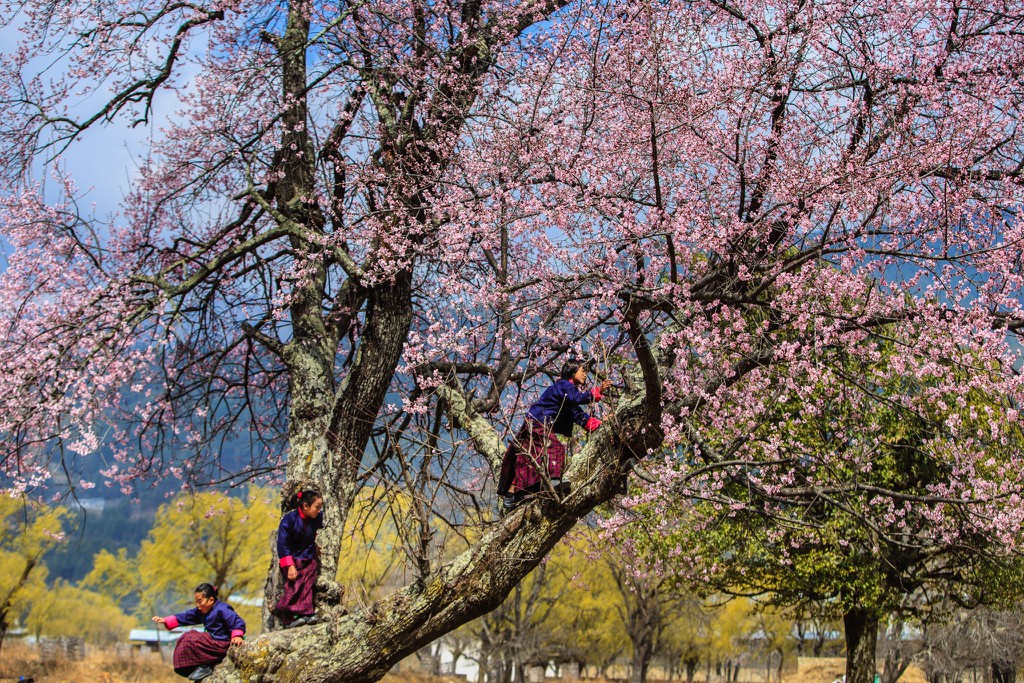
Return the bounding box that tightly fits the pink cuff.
[591,386,603,402]
[231,629,245,639]
[585,417,601,432]
[163,615,179,630]
[280,556,295,567]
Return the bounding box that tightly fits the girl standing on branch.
[498,361,612,513]
[275,487,324,628]
[152,583,245,681]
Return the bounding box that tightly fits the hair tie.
[297,492,302,499]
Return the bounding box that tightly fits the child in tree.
[275,487,324,628]
[497,361,612,512]
[152,582,245,681]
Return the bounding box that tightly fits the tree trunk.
[0,557,35,654]
[261,268,413,631]
[685,657,698,683]
[992,660,1016,683]
[844,607,880,683]
[631,642,653,683]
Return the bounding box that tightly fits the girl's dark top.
[525,378,597,437]
[277,508,323,567]
[162,600,246,640]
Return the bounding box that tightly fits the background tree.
[470,555,563,683]
[0,496,67,652]
[333,487,417,609]
[84,488,276,628]
[877,614,922,683]
[751,607,797,683]
[3,0,1024,680]
[144,489,276,607]
[918,606,1024,683]
[707,599,758,683]
[657,601,712,683]
[81,547,152,620]
[435,622,478,677]
[792,610,843,658]
[605,548,684,683]
[544,536,627,678]
[23,580,134,645]
[613,339,1024,683]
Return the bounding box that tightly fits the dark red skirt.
[275,556,318,617]
[511,420,567,490]
[172,630,230,672]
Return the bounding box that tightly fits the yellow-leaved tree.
[545,530,627,676]
[707,597,760,683]
[83,487,277,631]
[0,494,68,653]
[335,487,413,608]
[23,580,134,645]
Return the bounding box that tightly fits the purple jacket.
[162,600,245,640]
[526,379,597,437]
[277,509,323,567]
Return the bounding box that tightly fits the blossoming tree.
[2,0,1024,680]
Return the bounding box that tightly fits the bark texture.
[844,607,880,683]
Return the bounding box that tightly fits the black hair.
[559,360,585,380]
[282,480,323,512]
[194,583,218,600]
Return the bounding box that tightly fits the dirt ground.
[788,657,927,683]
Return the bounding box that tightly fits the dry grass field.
[0,641,178,682]
[0,643,930,683]
[788,658,927,683]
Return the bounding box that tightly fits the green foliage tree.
[82,547,150,617]
[458,528,627,683]
[623,338,1024,683]
[605,548,681,683]
[0,495,68,652]
[752,606,797,683]
[471,555,561,683]
[707,599,759,683]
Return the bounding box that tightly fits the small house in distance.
[128,626,200,653]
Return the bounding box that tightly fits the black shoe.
[550,478,571,495]
[499,494,517,518]
[188,666,213,681]
[289,616,311,628]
